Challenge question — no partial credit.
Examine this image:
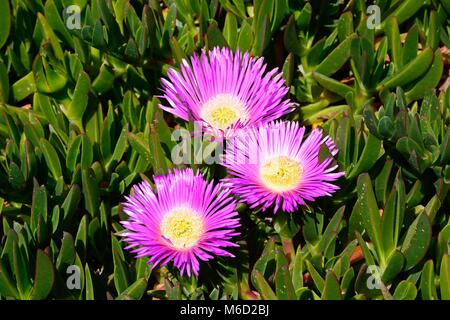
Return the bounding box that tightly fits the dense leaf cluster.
[0,0,449,300]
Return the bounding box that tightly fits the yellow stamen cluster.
[260,156,302,192]
[160,208,204,249]
[209,106,238,130]
[201,94,246,130]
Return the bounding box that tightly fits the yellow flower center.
[210,106,238,129]
[201,94,246,131]
[160,208,204,249]
[260,156,303,192]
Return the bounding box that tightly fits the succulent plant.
[0,0,449,301]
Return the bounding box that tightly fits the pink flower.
[121,169,240,276]
[222,121,344,213]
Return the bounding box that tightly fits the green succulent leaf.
[0,256,19,299]
[322,271,342,300]
[254,271,277,300]
[356,174,384,261]
[85,263,94,300]
[400,213,432,271]
[66,72,91,129]
[315,34,356,76]
[420,260,438,300]
[441,254,450,300]
[393,280,417,300]
[30,250,55,300]
[112,235,130,295]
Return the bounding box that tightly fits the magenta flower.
[222,121,344,213]
[120,169,240,276]
[160,47,294,137]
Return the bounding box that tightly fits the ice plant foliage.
[160,47,295,137]
[223,121,344,213]
[121,169,240,276]
[1,0,448,301]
